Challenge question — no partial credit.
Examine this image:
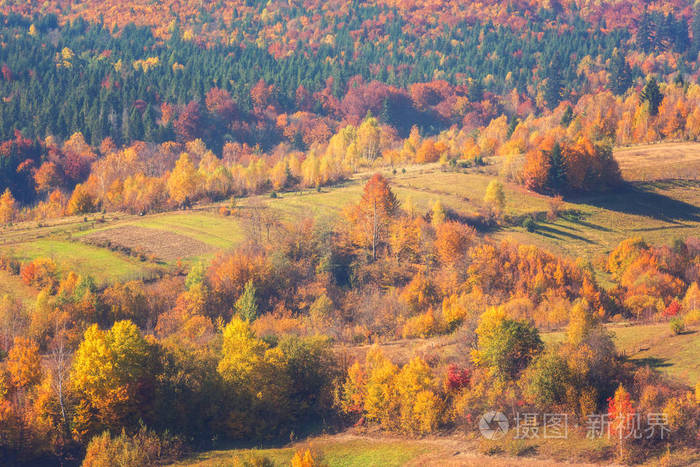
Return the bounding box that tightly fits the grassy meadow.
[1,239,161,286]
[174,437,436,467]
[3,143,700,291]
[543,322,700,385]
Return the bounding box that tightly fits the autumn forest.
[0,0,699,466]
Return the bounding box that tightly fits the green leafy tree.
[472,307,543,381]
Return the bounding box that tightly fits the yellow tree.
[483,180,506,215]
[70,321,155,442]
[7,337,42,391]
[66,184,95,215]
[0,189,17,224]
[167,153,201,205]
[395,357,441,434]
[363,347,399,430]
[356,116,381,161]
[217,318,291,437]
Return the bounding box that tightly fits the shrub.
[444,364,471,392]
[522,216,536,232]
[19,257,58,290]
[547,195,564,221]
[233,453,275,467]
[663,299,681,317]
[401,309,440,338]
[670,317,685,335]
[82,427,184,467]
[472,307,543,381]
[290,448,317,467]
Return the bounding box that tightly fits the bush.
[401,309,440,338]
[82,427,184,467]
[522,216,536,232]
[233,453,275,467]
[670,317,685,335]
[290,448,318,467]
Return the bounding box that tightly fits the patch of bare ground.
[614,142,700,181]
[81,225,215,262]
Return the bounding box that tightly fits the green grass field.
[251,157,700,269]
[173,437,434,467]
[1,239,161,286]
[75,211,245,250]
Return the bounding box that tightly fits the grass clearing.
[173,437,434,467]
[495,179,700,263]
[76,211,245,251]
[126,212,245,250]
[1,239,160,286]
[615,142,700,181]
[544,322,700,385]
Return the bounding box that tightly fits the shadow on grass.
[630,356,673,370]
[534,224,596,244]
[183,418,341,459]
[576,182,700,224]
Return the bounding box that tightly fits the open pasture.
[544,322,699,386]
[0,239,160,286]
[615,142,700,181]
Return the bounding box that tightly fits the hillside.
[1,1,700,466]
[4,142,700,288]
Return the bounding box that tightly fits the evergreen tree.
[641,77,663,116]
[235,280,258,322]
[609,51,632,95]
[560,105,574,126]
[547,142,566,193]
[637,12,654,52]
[693,6,700,56]
[543,58,563,110]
